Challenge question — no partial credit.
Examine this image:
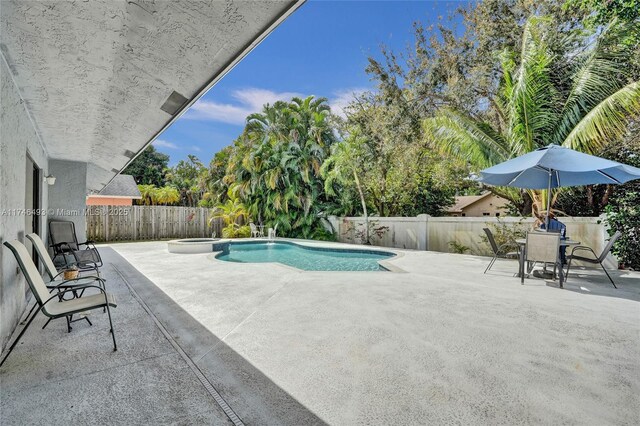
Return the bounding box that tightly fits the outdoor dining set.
[483,226,621,289]
[479,144,639,288]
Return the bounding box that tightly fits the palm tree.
[210,197,249,238]
[137,184,157,206]
[155,186,180,206]
[228,96,336,238]
[424,17,640,216]
[321,128,371,243]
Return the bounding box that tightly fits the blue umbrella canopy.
[477,144,640,226]
[478,144,640,189]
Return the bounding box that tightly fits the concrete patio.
[1,241,639,425]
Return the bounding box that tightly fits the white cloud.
[184,88,303,125]
[183,87,371,124]
[329,88,369,118]
[190,145,202,152]
[153,139,178,149]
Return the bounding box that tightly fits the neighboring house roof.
[447,192,495,213]
[92,174,141,199]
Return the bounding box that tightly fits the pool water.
[215,241,394,271]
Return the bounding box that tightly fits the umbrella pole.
[545,171,551,229]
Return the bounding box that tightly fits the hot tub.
[167,238,220,254]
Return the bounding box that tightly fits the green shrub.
[604,191,640,270]
[448,240,470,254]
[479,218,527,254]
[221,224,251,239]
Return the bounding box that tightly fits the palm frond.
[552,20,636,144]
[504,16,559,154]
[562,81,640,153]
[424,109,511,169]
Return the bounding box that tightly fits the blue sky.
[156,0,469,166]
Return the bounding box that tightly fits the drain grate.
[112,264,245,426]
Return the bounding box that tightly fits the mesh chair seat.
[44,293,117,316]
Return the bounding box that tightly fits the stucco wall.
[0,58,50,350]
[48,160,88,243]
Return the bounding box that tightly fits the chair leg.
[565,257,574,281]
[105,303,117,351]
[0,305,41,367]
[42,317,53,330]
[558,262,564,289]
[600,262,617,289]
[21,301,38,325]
[484,255,497,274]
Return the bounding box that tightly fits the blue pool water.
[215,241,394,271]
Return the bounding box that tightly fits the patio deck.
[1,241,639,425]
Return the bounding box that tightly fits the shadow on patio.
[0,247,326,425]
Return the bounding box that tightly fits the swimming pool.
[214,241,395,271]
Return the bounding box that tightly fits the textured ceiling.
[1,0,300,192]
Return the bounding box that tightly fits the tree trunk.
[586,185,594,213]
[353,170,369,244]
[600,185,613,213]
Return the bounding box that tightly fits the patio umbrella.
[477,144,640,226]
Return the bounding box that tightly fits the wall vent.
[123,149,136,158]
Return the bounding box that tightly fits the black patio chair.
[565,231,622,288]
[49,220,103,275]
[483,227,520,274]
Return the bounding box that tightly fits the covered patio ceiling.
[1,0,302,192]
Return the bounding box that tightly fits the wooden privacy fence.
[86,205,224,242]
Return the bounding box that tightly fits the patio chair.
[521,231,564,288]
[1,240,117,367]
[250,223,261,238]
[26,233,100,283]
[565,231,621,288]
[483,228,520,274]
[49,220,103,275]
[268,223,278,239]
[25,232,105,328]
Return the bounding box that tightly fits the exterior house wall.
[0,58,50,349]
[449,194,510,217]
[460,195,509,217]
[86,197,133,206]
[48,160,88,243]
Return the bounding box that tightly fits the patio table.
[515,238,581,279]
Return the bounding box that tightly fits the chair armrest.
[74,261,100,272]
[43,285,108,308]
[498,242,520,253]
[78,241,96,249]
[51,241,75,253]
[569,246,597,257]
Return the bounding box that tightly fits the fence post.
[105,209,110,242]
[417,214,429,251]
[151,207,155,239]
[132,206,137,241]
